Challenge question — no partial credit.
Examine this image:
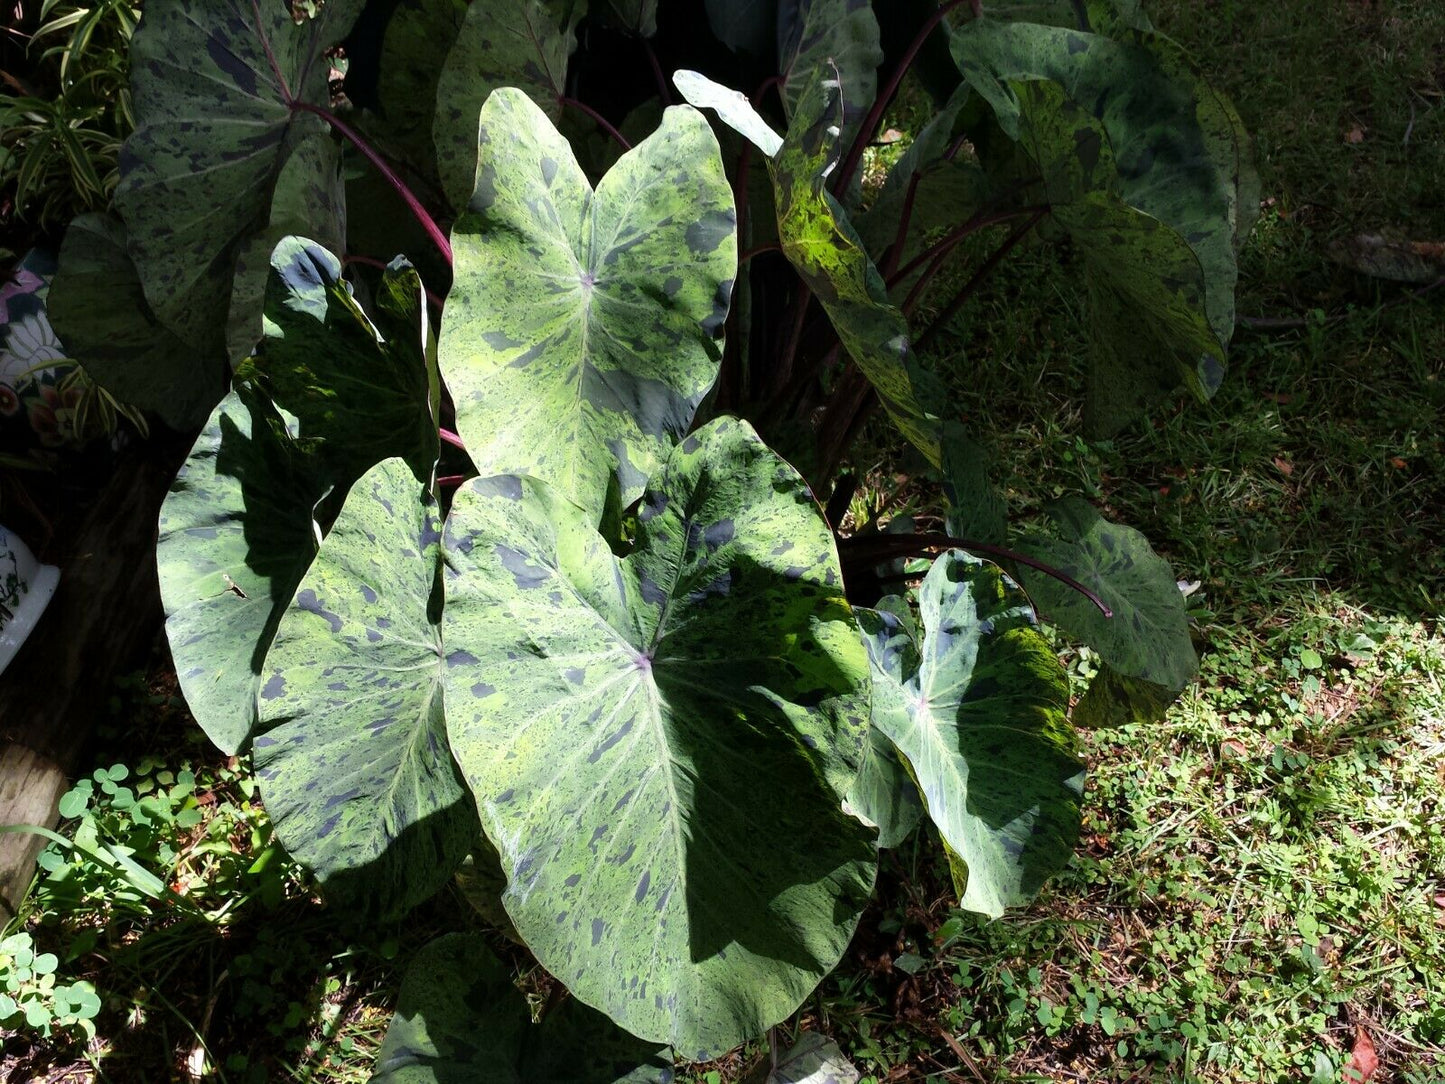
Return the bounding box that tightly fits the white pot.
[0,523,60,675]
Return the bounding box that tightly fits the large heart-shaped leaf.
[441,417,876,1057]
[112,0,358,368]
[439,90,735,523]
[157,384,328,756]
[858,552,1082,918]
[777,0,883,149]
[769,71,942,464]
[254,458,473,918]
[46,214,215,430]
[1008,80,1223,433]
[951,18,1250,431]
[1014,497,1197,690]
[753,1033,860,1084]
[433,0,583,209]
[372,933,672,1083]
[158,239,437,755]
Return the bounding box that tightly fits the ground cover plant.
[9,0,1442,1079]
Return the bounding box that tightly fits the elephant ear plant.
[43,0,1256,1073]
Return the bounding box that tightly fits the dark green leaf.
[439,90,734,523]
[441,417,876,1056]
[114,0,357,365]
[858,551,1082,917]
[47,214,216,429]
[940,422,1007,546]
[1073,665,1182,728]
[255,458,472,918]
[602,0,658,37]
[372,933,672,1083]
[704,0,776,59]
[433,0,582,209]
[1015,497,1197,690]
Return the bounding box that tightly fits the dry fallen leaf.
[1345,125,1367,144]
[1330,232,1445,283]
[1343,1026,1378,1083]
[1273,456,1295,477]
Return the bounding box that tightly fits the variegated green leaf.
[433,0,583,209]
[157,384,327,756]
[441,417,875,1057]
[372,933,672,1083]
[769,70,942,464]
[1015,497,1197,690]
[254,458,473,918]
[763,1033,860,1084]
[777,0,883,151]
[113,0,357,370]
[47,214,215,429]
[858,551,1082,918]
[440,90,735,523]
[845,619,924,850]
[158,238,438,755]
[951,18,1252,432]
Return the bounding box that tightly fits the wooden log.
[0,446,183,923]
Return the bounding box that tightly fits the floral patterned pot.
[0,523,60,676]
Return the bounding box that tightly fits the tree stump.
[0,447,181,923]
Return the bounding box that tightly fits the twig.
[842,532,1113,617]
[292,101,452,265]
[1237,274,1445,331]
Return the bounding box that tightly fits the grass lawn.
[4,2,1443,1081]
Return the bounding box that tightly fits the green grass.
[5,1,1445,1081]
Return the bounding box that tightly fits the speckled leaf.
[159,238,441,755]
[845,602,923,849]
[1073,665,1182,728]
[254,458,472,917]
[704,0,776,59]
[253,237,439,481]
[440,90,735,523]
[433,0,583,209]
[761,1033,860,1084]
[47,214,215,429]
[857,552,1083,918]
[1015,497,1197,690]
[441,417,876,1057]
[673,70,783,157]
[952,18,1249,430]
[777,0,883,150]
[114,0,358,366]
[372,933,672,1083]
[157,385,328,756]
[1009,80,1222,434]
[361,0,467,184]
[769,70,942,464]
[226,127,347,364]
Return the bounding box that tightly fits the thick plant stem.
[292,101,453,266]
[842,532,1113,617]
[913,209,1046,353]
[559,96,631,150]
[440,429,466,451]
[887,205,1048,289]
[832,0,974,198]
[643,37,671,105]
